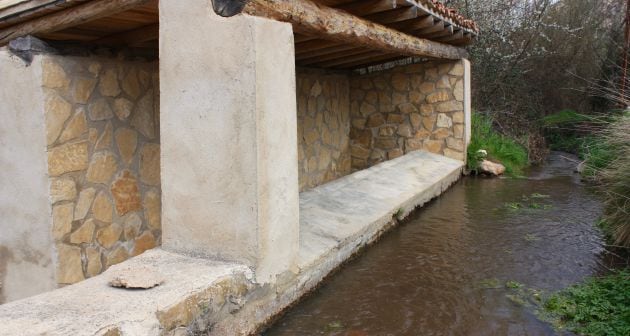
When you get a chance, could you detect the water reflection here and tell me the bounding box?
[265,153,608,336]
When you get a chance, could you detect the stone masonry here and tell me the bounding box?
[43,55,160,285]
[296,68,351,191]
[349,60,467,170]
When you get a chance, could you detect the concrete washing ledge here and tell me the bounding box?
[0,151,463,336]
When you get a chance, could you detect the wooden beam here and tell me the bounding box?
[90,23,158,46]
[299,47,370,65]
[243,0,468,60]
[295,43,357,60]
[334,53,404,69]
[337,0,410,16]
[388,14,433,31]
[0,0,151,46]
[312,50,387,68]
[364,6,418,25]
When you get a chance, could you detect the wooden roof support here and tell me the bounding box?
[336,0,410,16]
[91,23,158,46]
[0,0,150,46]
[243,0,468,60]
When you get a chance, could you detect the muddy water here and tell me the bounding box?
[265,153,613,336]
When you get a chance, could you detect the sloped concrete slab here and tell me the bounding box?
[298,151,463,271]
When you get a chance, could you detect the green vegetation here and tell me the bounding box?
[542,109,590,127]
[542,271,630,336]
[583,114,630,246]
[467,113,529,175]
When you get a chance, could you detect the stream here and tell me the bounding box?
[264,152,619,336]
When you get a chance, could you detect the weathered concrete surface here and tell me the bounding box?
[159,0,299,283]
[0,151,462,335]
[0,49,56,303]
[463,59,472,148]
[0,249,252,335]
[297,151,463,272]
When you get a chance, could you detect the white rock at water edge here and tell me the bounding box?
[478,160,506,176]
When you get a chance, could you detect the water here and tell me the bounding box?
[265,153,615,336]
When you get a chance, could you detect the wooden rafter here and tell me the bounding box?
[0,0,151,46]
[243,0,467,60]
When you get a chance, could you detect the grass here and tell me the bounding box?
[542,270,630,336]
[583,114,630,246]
[467,113,529,175]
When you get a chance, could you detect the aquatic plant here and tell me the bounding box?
[542,270,630,336]
[467,113,529,175]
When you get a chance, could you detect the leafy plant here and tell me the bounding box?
[542,270,630,335]
[467,113,529,175]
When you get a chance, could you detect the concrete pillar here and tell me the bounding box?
[0,50,56,303]
[159,0,299,283]
[463,59,472,147]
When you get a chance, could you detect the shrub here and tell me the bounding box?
[467,113,529,175]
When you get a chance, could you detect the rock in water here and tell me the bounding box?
[109,266,164,289]
[478,159,506,176]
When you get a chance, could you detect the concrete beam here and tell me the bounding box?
[159,0,299,283]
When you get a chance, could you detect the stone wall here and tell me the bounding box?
[296,68,351,191]
[349,60,467,170]
[43,55,160,285]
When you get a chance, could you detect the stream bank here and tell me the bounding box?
[265,152,620,335]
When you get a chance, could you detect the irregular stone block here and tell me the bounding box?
[113,98,133,121]
[115,128,137,165]
[70,219,95,244]
[85,247,102,277]
[436,113,453,128]
[98,68,120,97]
[52,203,74,240]
[423,139,443,153]
[111,170,142,216]
[436,101,462,113]
[366,113,385,128]
[139,144,160,186]
[97,223,123,249]
[122,68,142,99]
[56,244,84,284]
[86,151,118,184]
[74,187,96,220]
[397,103,417,114]
[45,95,72,145]
[391,73,408,91]
[48,141,89,176]
[132,231,157,257]
[58,108,87,143]
[73,77,97,104]
[88,98,114,121]
[131,91,156,139]
[444,148,465,161]
[95,122,113,151]
[426,91,450,104]
[123,213,143,240]
[446,137,465,151]
[42,59,70,89]
[106,246,129,269]
[50,177,77,204]
[92,191,113,223]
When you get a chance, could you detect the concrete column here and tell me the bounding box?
[0,50,56,303]
[159,0,299,283]
[463,59,472,147]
